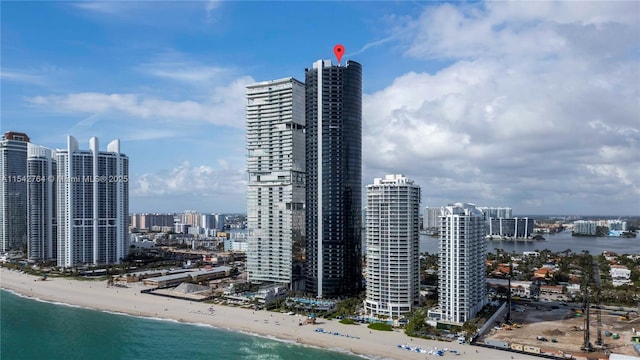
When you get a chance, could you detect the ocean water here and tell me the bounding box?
[0,290,361,360]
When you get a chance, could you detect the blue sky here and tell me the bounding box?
[2,1,639,215]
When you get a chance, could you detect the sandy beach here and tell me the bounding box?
[0,268,538,360]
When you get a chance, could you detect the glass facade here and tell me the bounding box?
[305,60,362,297]
[0,133,29,253]
[246,78,306,289]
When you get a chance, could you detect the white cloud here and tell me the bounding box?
[130,160,246,212]
[27,75,254,128]
[73,2,127,15]
[136,52,235,84]
[363,1,640,214]
[404,1,639,61]
[205,0,221,23]
[142,64,228,83]
[71,1,221,28]
[132,161,244,196]
[347,35,397,57]
[0,70,46,85]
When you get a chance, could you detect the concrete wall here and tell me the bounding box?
[478,302,507,336]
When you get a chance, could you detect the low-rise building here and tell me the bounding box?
[540,285,564,296]
[533,267,554,279]
[510,281,534,298]
[565,283,581,295]
[143,267,232,287]
[610,265,632,287]
[486,278,538,298]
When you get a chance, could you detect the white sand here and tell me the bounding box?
[0,268,538,360]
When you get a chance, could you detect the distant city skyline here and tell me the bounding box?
[2,2,638,215]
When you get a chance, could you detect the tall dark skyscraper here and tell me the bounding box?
[0,131,30,253]
[305,59,362,297]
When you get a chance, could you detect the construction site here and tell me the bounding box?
[481,301,639,359]
[481,259,640,359]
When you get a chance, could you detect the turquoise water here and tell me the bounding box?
[0,290,361,360]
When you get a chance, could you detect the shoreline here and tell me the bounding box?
[1,288,359,360]
[0,268,538,360]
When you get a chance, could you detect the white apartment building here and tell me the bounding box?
[130,213,175,231]
[478,206,513,221]
[607,220,627,231]
[56,136,128,267]
[180,210,202,227]
[423,206,442,231]
[365,175,420,318]
[573,220,597,235]
[439,203,487,324]
[246,77,305,288]
[610,265,631,287]
[27,143,57,261]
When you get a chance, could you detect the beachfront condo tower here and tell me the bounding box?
[27,143,57,261]
[246,78,306,290]
[0,131,30,253]
[55,136,129,267]
[365,174,421,318]
[439,203,487,324]
[305,59,363,297]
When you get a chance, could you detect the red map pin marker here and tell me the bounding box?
[334,44,344,64]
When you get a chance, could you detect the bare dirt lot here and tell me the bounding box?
[481,301,640,359]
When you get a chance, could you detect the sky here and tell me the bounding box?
[1,1,639,216]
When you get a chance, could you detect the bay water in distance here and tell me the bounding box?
[420,230,639,255]
[0,290,361,360]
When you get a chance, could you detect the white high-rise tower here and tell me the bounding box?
[246,78,306,289]
[365,174,420,318]
[27,143,57,261]
[423,206,443,232]
[56,136,128,267]
[439,203,486,324]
